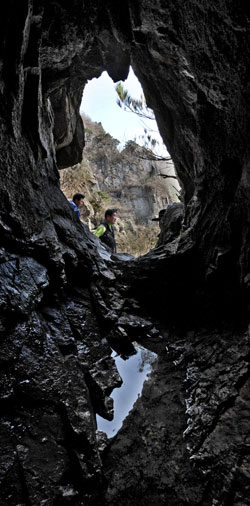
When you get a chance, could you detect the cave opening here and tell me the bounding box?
[60,66,179,257]
[80,67,168,155]
[58,67,181,440]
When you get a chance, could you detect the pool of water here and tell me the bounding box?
[96,343,157,438]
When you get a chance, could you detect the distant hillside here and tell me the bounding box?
[60,115,179,256]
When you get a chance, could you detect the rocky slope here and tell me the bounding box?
[1,2,250,506]
[60,115,179,255]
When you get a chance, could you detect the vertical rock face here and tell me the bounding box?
[60,116,178,254]
[1,1,250,505]
[76,121,177,224]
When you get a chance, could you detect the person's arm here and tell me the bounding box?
[93,224,106,238]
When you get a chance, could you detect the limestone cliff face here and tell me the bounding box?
[1,2,250,505]
[61,116,178,254]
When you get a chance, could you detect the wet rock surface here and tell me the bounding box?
[1,1,250,505]
[103,331,250,505]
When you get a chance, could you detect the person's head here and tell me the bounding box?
[158,209,166,222]
[73,193,85,208]
[152,209,166,222]
[105,209,118,224]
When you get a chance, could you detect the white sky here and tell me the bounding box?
[80,67,168,155]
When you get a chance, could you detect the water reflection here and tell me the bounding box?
[96,343,157,438]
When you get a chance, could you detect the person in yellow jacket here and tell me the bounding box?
[93,209,118,253]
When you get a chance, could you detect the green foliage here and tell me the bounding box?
[89,190,111,218]
[115,82,163,155]
[96,190,109,199]
[112,137,121,146]
[89,195,102,214]
[115,82,154,120]
[115,82,174,164]
[125,139,136,149]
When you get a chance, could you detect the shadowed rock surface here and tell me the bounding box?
[1,1,250,505]
[156,202,184,247]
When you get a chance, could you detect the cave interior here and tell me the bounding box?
[1,1,250,505]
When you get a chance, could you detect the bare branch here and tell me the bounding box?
[159,173,177,180]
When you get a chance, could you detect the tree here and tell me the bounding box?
[115,82,174,169]
[115,82,155,121]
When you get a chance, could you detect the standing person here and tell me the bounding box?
[152,209,166,228]
[93,209,117,253]
[152,209,166,246]
[68,193,85,220]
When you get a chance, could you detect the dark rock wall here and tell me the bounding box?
[1,1,250,505]
[103,329,250,506]
[130,1,250,288]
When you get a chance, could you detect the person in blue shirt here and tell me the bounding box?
[68,193,85,220]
